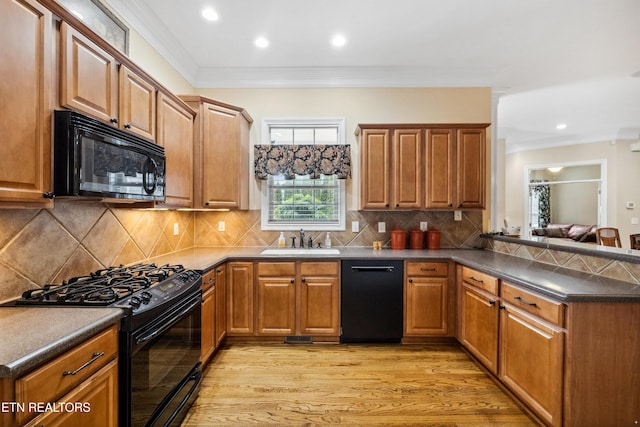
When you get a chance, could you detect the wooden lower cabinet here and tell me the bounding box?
[229,261,340,339]
[499,303,564,427]
[200,269,216,365]
[256,262,297,335]
[24,359,118,427]
[214,265,227,347]
[459,282,499,374]
[227,262,254,335]
[298,262,340,336]
[404,262,451,336]
[3,325,119,427]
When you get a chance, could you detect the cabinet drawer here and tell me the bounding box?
[300,261,339,276]
[461,266,499,295]
[201,270,216,291]
[501,282,565,327]
[406,262,448,277]
[15,324,118,415]
[257,262,296,276]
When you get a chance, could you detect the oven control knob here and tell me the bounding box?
[140,291,152,304]
[130,296,142,309]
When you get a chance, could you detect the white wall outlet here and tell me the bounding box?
[632,217,639,225]
[352,221,359,233]
[419,221,428,231]
[626,201,636,209]
[454,210,462,221]
[173,223,179,236]
[378,222,386,233]
[218,221,225,232]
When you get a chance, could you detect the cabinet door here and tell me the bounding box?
[299,276,339,335]
[459,283,499,374]
[156,92,194,207]
[360,129,390,209]
[456,128,485,209]
[214,265,227,347]
[404,276,448,336]
[392,129,422,208]
[424,129,455,208]
[60,22,118,124]
[119,65,156,140]
[500,304,564,427]
[0,0,53,206]
[200,285,215,365]
[25,359,118,427]
[227,262,254,334]
[201,103,242,209]
[257,277,296,335]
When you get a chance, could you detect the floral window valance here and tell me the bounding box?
[254,144,351,180]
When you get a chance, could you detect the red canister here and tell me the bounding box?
[391,228,407,250]
[409,229,424,249]
[426,227,441,249]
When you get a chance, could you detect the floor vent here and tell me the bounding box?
[284,336,313,344]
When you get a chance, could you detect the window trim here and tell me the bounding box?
[260,118,346,231]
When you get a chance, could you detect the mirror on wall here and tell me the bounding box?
[524,162,604,237]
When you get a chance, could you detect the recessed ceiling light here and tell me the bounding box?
[556,123,567,130]
[201,8,219,21]
[331,34,346,47]
[255,37,269,48]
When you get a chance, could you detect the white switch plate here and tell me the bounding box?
[454,210,462,221]
[218,221,225,232]
[378,222,386,233]
[419,221,428,231]
[352,221,359,233]
[632,217,639,225]
[173,223,179,236]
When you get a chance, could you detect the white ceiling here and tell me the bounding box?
[105,0,640,151]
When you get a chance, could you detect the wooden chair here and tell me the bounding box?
[630,234,640,250]
[596,227,621,248]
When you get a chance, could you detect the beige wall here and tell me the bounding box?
[503,139,640,247]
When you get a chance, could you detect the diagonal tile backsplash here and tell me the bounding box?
[0,203,482,302]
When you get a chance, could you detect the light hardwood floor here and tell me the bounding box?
[182,343,538,426]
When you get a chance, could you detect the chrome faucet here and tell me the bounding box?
[299,229,305,248]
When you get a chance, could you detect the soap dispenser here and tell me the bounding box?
[278,232,286,247]
[324,232,332,248]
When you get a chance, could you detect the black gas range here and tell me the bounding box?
[14,263,203,427]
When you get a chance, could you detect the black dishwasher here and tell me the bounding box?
[341,260,404,343]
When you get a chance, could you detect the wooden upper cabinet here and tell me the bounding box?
[359,128,390,209]
[60,23,157,141]
[60,22,118,124]
[119,65,157,140]
[181,96,252,209]
[425,126,487,209]
[456,128,486,209]
[0,0,53,207]
[424,129,455,208]
[156,92,195,207]
[392,129,422,209]
[358,124,487,211]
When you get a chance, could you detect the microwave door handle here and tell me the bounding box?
[142,157,158,194]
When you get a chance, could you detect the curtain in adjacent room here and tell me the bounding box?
[530,180,551,227]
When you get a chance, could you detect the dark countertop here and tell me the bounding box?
[151,246,640,303]
[0,307,123,378]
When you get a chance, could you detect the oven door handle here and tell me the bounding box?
[146,366,203,427]
[135,297,201,345]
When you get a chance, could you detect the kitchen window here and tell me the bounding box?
[260,119,347,231]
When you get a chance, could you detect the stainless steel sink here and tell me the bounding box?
[260,248,340,256]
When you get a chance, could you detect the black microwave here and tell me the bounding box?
[53,110,166,202]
